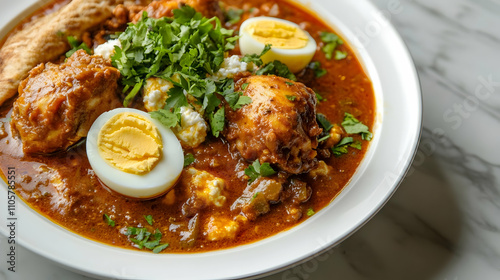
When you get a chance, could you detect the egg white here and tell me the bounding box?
[86,108,184,199]
[239,17,317,73]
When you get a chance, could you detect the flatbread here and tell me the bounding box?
[0,0,123,106]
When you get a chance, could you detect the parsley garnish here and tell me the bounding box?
[320,31,344,60]
[184,153,195,167]
[341,113,373,140]
[286,95,297,101]
[306,208,315,216]
[103,214,115,227]
[308,61,327,78]
[256,60,296,81]
[144,215,154,226]
[65,36,91,57]
[244,160,277,184]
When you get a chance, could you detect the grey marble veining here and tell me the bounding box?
[1,0,500,279]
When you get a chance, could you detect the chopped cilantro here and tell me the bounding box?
[125,227,168,253]
[341,113,373,140]
[256,60,296,81]
[153,243,169,254]
[103,214,115,227]
[184,153,195,167]
[315,91,325,102]
[244,160,277,184]
[308,61,327,78]
[144,215,154,226]
[318,134,331,143]
[241,44,271,67]
[209,107,225,137]
[285,81,294,86]
[319,31,344,60]
[150,108,181,128]
[233,95,252,109]
[111,5,236,116]
[335,50,348,60]
[331,137,362,157]
[306,208,315,216]
[252,192,260,200]
[241,83,249,90]
[224,8,244,25]
[65,36,92,58]
[316,113,333,132]
[286,95,297,101]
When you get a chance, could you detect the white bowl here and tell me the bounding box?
[0,0,422,279]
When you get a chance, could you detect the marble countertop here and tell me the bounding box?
[1,0,500,279]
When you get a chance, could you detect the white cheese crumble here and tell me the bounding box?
[186,168,226,207]
[94,39,121,60]
[173,106,208,148]
[211,55,253,80]
[205,216,239,241]
[142,77,173,112]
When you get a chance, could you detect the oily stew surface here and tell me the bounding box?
[0,0,375,253]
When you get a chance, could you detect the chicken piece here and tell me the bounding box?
[0,0,122,106]
[11,50,121,154]
[132,0,224,22]
[225,75,322,174]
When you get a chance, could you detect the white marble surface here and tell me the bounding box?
[1,0,500,279]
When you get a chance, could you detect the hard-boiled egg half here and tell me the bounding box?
[239,17,317,73]
[86,108,183,199]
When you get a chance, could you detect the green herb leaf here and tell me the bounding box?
[125,227,167,253]
[331,137,363,157]
[335,50,348,60]
[241,83,249,90]
[318,134,331,142]
[285,81,294,86]
[241,44,271,67]
[306,208,315,216]
[308,61,327,78]
[286,95,297,101]
[233,95,252,109]
[244,160,276,184]
[319,31,343,60]
[144,215,154,226]
[225,8,244,25]
[184,153,195,167]
[315,91,325,102]
[103,214,115,227]
[316,113,333,132]
[256,60,296,81]
[150,109,180,128]
[153,243,169,254]
[209,107,225,137]
[65,36,92,58]
[341,113,373,140]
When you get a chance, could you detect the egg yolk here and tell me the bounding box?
[98,112,163,175]
[245,20,309,49]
